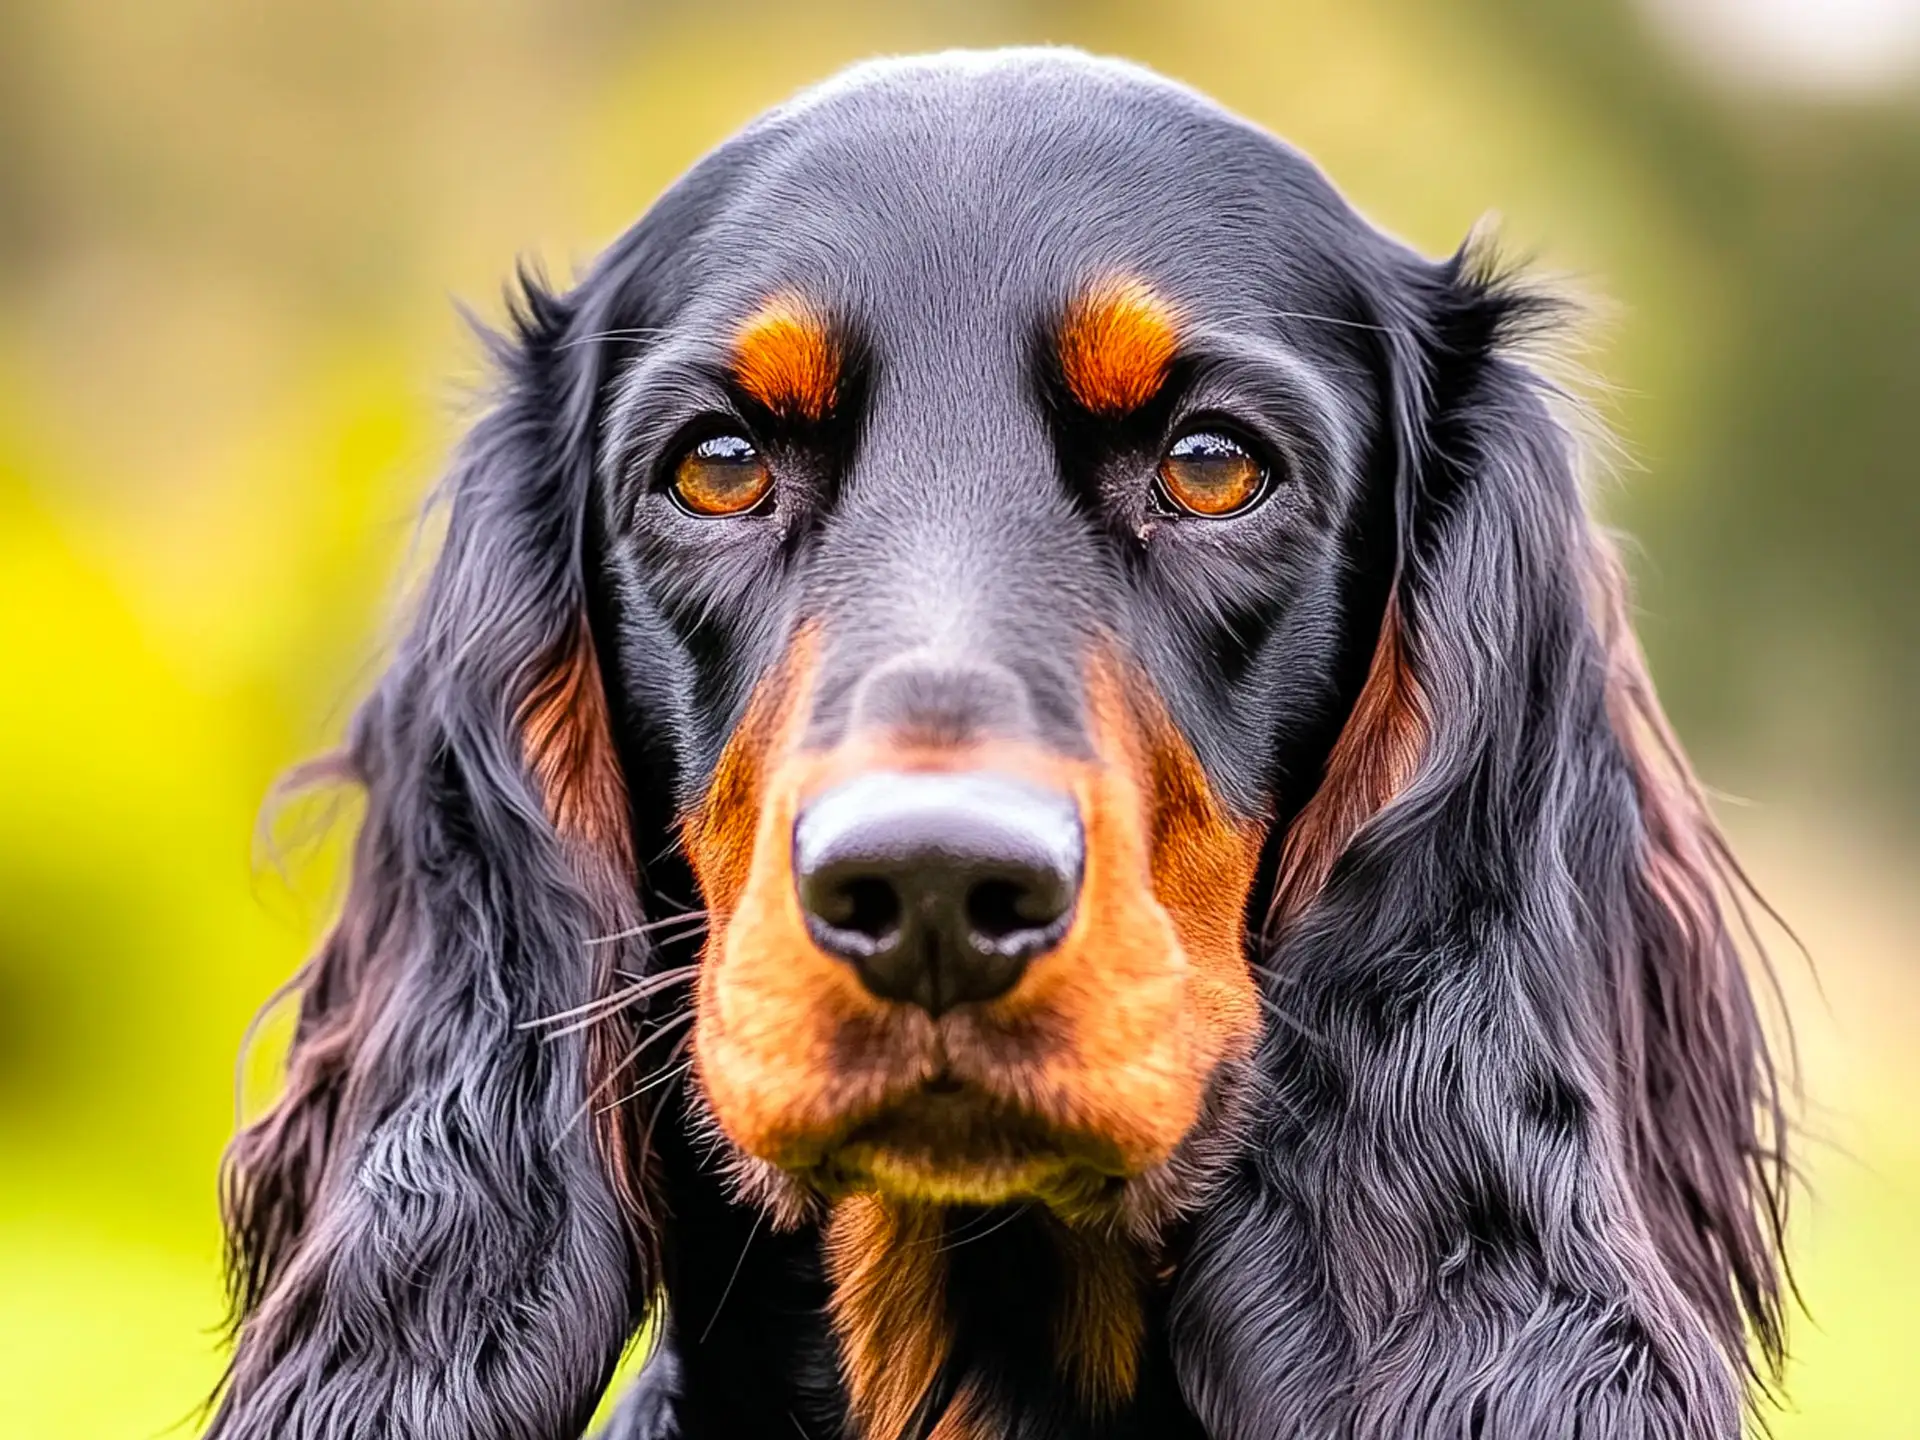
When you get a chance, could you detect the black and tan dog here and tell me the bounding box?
[212,50,1789,1440]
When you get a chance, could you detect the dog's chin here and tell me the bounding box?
[708,1061,1261,1241]
[810,1088,1130,1213]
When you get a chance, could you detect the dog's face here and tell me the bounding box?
[593,56,1391,1231]
[216,52,1787,1438]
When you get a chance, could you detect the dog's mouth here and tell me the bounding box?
[805,1079,1129,1212]
[706,986,1175,1226]
[692,928,1264,1238]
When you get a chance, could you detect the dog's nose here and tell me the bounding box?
[793,772,1083,1014]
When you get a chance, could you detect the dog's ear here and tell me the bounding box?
[1586,534,1791,1372]
[1174,244,1788,1438]
[211,270,662,1438]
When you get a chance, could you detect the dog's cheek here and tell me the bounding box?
[679,629,819,926]
[682,629,852,1163]
[1132,680,1266,1065]
[1093,656,1263,1070]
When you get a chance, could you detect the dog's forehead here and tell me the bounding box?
[669,51,1362,341]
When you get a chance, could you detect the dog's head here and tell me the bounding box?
[637,60,1395,1231]
[213,51,1787,1440]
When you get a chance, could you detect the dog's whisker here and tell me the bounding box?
[575,960,697,1003]
[1260,307,1402,335]
[518,964,698,1032]
[1202,304,1406,337]
[601,1053,694,1113]
[901,1202,1015,1249]
[535,988,690,1041]
[599,1011,697,1085]
[1245,967,1335,1048]
[585,912,711,947]
[697,1209,765,1346]
[634,1051,689,1159]
[597,1018,698,1099]
[550,1012,698,1149]
[1252,996,1333,1049]
[933,1201,1033,1255]
[556,325,676,349]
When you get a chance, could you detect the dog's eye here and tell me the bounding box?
[1156,429,1267,517]
[672,433,773,516]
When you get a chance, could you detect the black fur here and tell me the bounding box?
[213,50,1787,1440]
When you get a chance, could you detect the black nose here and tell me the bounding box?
[793,771,1083,1014]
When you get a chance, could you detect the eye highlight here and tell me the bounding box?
[672,433,773,517]
[1156,429,1268,518]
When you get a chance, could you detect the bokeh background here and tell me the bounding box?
[1,0,1916,1434]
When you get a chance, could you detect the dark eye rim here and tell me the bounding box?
[1152,419,1277,519]
[663,423,776,518]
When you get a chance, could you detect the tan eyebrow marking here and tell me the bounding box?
[1058,276,1180,417]
[731,294,839,421]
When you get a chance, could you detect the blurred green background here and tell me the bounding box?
[1,1,1916,1435]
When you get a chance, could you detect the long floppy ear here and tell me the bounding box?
[1172,247,1788,1439]
[210,272,661,1438]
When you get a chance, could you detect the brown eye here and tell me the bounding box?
[672,433,773,516]
[1156,429,1268,517]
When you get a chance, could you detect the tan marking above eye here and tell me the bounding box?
[1059,276,1180,417]
[1156,429,1267,517]
[733,294,839,420]
[673,433,773,516]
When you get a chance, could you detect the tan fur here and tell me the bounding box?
[926,1388,992,1440]
[1268,595,1428,926]
[1053,1224,1147,1412]
[824,1196,954,1440]
[825,1195,1147,1437]
[1059,276,1180,417]
[732,294,840,421]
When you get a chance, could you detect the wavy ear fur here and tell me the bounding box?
[212,273,659,1438]
[1173,245,1788,1439]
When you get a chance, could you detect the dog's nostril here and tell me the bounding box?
[964,876,1069,952]
[821,876,902,949]
[965,878,1027,942]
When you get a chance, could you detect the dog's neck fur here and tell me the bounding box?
[655,1096,1207,1439]
[823,1196,1154,1439]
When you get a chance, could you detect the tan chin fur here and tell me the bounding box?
[1053,1224,1148,1413]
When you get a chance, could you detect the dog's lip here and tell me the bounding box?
[846,1080,1057,1148]
[789,1077,1132,1198]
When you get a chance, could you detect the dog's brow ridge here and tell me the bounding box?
[1058,276,1180,417]
[731,294,840,421]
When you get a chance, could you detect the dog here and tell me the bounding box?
[210,49,1789,1440]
